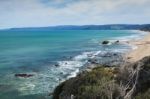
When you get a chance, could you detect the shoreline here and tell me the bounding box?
[125,31,150,63]
[55,30,149,84]
[52,30,150,99]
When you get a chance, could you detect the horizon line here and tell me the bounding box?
[1,23,150,30]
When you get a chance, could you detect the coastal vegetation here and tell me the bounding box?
[53,56,150,99]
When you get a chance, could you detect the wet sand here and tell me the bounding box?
[126,31,150,63]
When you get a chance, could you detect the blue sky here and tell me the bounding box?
[0,0,150,29]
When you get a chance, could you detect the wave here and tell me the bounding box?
[112,30,147,42]
[56,48,128,80]
[56,50,103,79]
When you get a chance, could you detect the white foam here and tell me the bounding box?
[90,39,100,43]
[130,44,138,50]
[112,30,148,42]
[58,61,83,68]
[131,30,148,35]
[73,52,92,61]
[74,51,102,60]
[56,50,103,79]
[67,69,79,78]
[113,35,140,42]
[18,82,36,95]
[112,48,129,53]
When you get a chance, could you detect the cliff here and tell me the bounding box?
[52,56,150,99]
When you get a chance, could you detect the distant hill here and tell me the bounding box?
[140,24,150,31]
[1,24,150,31]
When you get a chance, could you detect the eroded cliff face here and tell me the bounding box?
[117,56,150,99]
[52,56,150,99]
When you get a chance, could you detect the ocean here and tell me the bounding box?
[0,30,146,99]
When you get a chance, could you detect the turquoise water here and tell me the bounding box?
[0,30,146,99]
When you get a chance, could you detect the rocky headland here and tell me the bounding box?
[52,30,150,99]
[52,56,150,99]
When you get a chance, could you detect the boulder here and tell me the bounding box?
[102,40,109,44]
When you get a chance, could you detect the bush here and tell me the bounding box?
[53,66,122,99]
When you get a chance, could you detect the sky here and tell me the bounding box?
[0,0,150,29]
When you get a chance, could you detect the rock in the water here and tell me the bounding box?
[49,92,53,96]
[113,53,117,56]
[115,40,119,43]
[55,64,60,67]
[102,40,109,44]
[88,59,98,64]
[15,74,34,78]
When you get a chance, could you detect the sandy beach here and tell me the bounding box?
[126,31,150,63]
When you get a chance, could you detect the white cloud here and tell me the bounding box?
[0,0,150,29]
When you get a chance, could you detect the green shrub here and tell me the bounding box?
[53,66,122,99]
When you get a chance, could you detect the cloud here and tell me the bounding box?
[0,0,150,29]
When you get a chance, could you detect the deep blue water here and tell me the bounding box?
[0,30,146,99]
